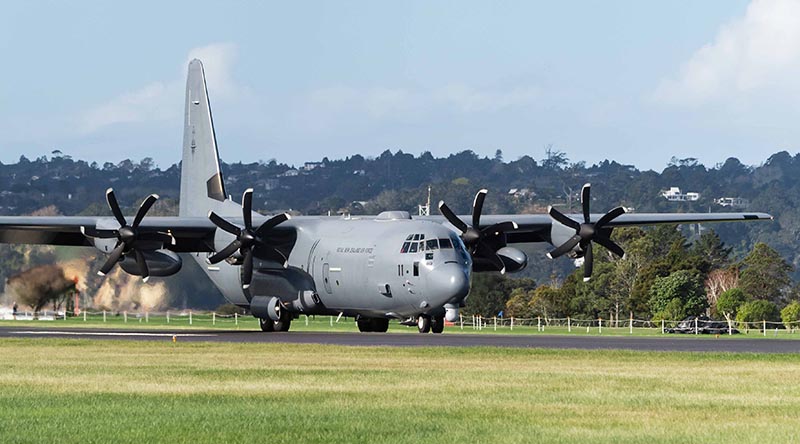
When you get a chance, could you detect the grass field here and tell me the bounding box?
[1,339,799,443]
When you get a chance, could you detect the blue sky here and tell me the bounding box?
[4,0,799,170]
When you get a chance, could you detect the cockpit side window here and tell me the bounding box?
[426,239,439,250]
[438,238,453,249]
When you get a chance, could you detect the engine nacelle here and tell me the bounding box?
[550,219,583,257]
[119,249,182,277]
[496,246,528,273]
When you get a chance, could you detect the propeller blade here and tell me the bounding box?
[207,240,242,264]
[581,183,591,223]
[132,194,159,228]
[135,249,150,282]
[242,188,253,230]
[595,206,626,229]
[208,211,242,236]
[81,226,118,239]
[255,213,290,237]
[472,189,487,229]
[594,235,625,258]
[548,207,581,230]
[438,201,469,233]
[547,234,582,259]
[105,188,127,227]
[583,243,593,281]
[98,243,125,276]
[476,242,506,274]
[481,221,518,236]
[242,249,253,289]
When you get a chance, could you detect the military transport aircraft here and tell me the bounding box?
[0,60,772,334]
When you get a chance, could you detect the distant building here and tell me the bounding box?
[714,197,749,208]
[302,162,325,171]
[280,169,299,177]
[661,187,700,202]
[508,188,535,199]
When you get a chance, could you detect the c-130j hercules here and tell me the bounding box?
[0,60,771,333]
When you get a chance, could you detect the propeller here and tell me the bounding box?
[438,189,518,274]
[207,188,291,289]
[81,188,173,282]
[547,183,626,281]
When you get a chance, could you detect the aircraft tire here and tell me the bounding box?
[357,318,373,332]
[431,316,445,334]
[273,311,292,332]
[372,318,389,333]
[417,315,431,333]
[259,317,275,332]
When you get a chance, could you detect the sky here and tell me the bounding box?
[3,0,800,171]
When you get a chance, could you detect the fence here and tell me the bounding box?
[3,309,800,337]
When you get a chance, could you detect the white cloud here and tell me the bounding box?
[652,0,800,107]
[434,84,540,112]
[80,43,238,133]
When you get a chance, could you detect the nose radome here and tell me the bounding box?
[426,263,470,305]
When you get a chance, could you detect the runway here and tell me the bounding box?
[1,326,799,353]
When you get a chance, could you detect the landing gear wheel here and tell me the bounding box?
[357,317,390,333]
[273,309,292,332]
[259,317,275,332]
[431,316,445,334]
[417,315,431,333]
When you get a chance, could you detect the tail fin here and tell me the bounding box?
[179,59,227,217]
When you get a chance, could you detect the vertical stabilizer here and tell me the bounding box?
[179,59,226,217]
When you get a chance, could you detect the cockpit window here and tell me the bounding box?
[406,235,414,241]
[401,242,411,253]
[409,242,418,253]
[426,239,439,250]
[438,238,453,249]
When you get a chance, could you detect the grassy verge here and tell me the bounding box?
[1,339,799,443]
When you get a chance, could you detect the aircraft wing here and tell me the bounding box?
[0,216,218,252]
[420,211,773,244]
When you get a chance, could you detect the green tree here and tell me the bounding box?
[716,288,749,324]
[505,288,534,318]
[690,230,732,270]
[780,301,800,330]
[736,300,780,329]
[739,243,793,304]
[648,270,706,319]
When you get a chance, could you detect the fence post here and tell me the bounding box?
[103,310,106,323]
[460,314,463,330]
[166,311,170,323]
[728,319,732,336]
[568,317,571,333]
[124,311,127,323]
[763,320,766,337]
[212,312,216,325]
[694,317,698,335]
[235,312,238,325]
[494,316,497,331]
[629,312,633,334]
[537,316,541,332]
[145,311,149,323]
[661,319,664,334]
[510,316,514,331]
[83,311,87,322]
[189,310,192,325]
[599,318,602,334]
[305,315,309,326]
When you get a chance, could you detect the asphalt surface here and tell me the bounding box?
[1,326,799,353]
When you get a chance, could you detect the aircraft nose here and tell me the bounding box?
[426,263,470,304]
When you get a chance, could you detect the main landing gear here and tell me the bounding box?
[259,307,292,332]
[417,315,444,334]
[357,317,389,333]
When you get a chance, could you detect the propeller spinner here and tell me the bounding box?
[207,188,291,289]
[547,183,626,281]
[438,189,518,274]
[81,188,173,282]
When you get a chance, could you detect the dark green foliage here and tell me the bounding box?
[648,270,707,320]
[780,301,800,328]
[736,300,780,326]
[716,288,749,322]
[739,243,793,304]
[465,274,535,317]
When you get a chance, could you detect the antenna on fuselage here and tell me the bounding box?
[418,185,431,216]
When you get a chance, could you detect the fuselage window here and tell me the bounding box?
[401,242,411,253]
[409,242,418,253]
[426,239,439,250]
[439,238,453,249]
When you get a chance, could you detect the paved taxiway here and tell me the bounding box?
[1,326,799,353]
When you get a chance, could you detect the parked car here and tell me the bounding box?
[665,316,739,334]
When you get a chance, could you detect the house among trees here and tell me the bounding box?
[714,197,749,208]
[661,187,700,202]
